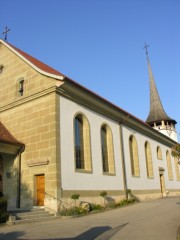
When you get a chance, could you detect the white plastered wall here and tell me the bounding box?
[59,95,180,196]
[122,126,180,192]
[59,96,124,191]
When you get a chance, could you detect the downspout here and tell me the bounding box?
[17,145,25,208]
[119,122,128,199]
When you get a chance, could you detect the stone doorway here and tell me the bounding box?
[36,174,45,206]
[159,168,166,197]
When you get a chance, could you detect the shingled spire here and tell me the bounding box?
[144,44,177,141]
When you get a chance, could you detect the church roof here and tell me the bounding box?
[0,121,24,148]
[145,53,176,124]
[0,39,64,80]
[0,40,177,145]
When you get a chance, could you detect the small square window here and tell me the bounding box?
[19,79,24,96]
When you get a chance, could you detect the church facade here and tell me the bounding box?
[0,39,179,213]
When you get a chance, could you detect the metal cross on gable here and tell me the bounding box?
[143,42,149,56]
[2,27,10,42]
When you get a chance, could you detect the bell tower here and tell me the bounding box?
[144,44,178,142]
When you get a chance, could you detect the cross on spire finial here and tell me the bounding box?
[143,42,149,56]
[2,27,10,42]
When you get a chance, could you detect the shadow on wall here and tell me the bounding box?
[0,224,128,240]
[4,164,33,209]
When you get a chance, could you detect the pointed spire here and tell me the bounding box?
[144,44,176,125]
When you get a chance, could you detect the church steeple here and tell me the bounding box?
[144,44,178,142]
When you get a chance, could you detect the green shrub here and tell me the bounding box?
[100,191,107,206]
[0,212,9,223]
[116,198,135,207]
[90,203,104,211]
[0,197,8,223]
[59,197,136,217]
[71,194,80,206]
[71,194,80,200]
[100,191,107,198]
[0,197,7,212]
[60,206,88,216]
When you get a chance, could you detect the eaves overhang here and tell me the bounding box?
[147,118,177,125]
[0,141,25,155]
[57,78,177,148]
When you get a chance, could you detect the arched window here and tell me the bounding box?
[101,124,115,174]
[145,141,154,178]
[74,114,92,171]
[157,146,162,160]
[166,150,173,180]
[129,135,140,176]
[17,78,24,97]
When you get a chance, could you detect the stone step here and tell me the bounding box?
[16,212,54,220]
[7,207,58,225]
[8,215,58,225]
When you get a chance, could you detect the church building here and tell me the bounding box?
[0,39,179,213]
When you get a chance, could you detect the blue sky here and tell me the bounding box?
[1,0,180,140]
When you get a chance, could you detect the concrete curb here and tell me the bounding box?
[177,226,180,240]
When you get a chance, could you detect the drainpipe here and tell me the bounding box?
[17,145,25,208]
[119,123,128,199]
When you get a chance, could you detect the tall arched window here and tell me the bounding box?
[74,114,92,171]
[101,124,115,174]
[129,135,140,176]
[166,150,173,180]
[157,146,162,160]
[145,141,154,178]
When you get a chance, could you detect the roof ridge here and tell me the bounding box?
[0,39,64,79]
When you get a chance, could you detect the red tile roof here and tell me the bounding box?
[0,40,175,144]
[0,121,24,147]
[3,41,147,128]
[6,42,64,78]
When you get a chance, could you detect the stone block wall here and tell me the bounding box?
[0,43,61,210]
[0,43,57,107]
[1,92,60,210]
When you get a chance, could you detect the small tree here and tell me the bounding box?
[100,191,107,206]
[171,144,180,164]
[71,194,80,206]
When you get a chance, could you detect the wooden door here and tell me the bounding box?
[36,175,45,206]
[160,174,166,197]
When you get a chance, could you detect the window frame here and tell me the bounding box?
[166,150,173,180]
[74,113,92,173]
[19,79,24,96]
[100,123,115,175]
[157,146,163,160]
[129,135,140,177]
[144,141,154,178]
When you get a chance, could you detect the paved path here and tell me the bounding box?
[0,197,180,240]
